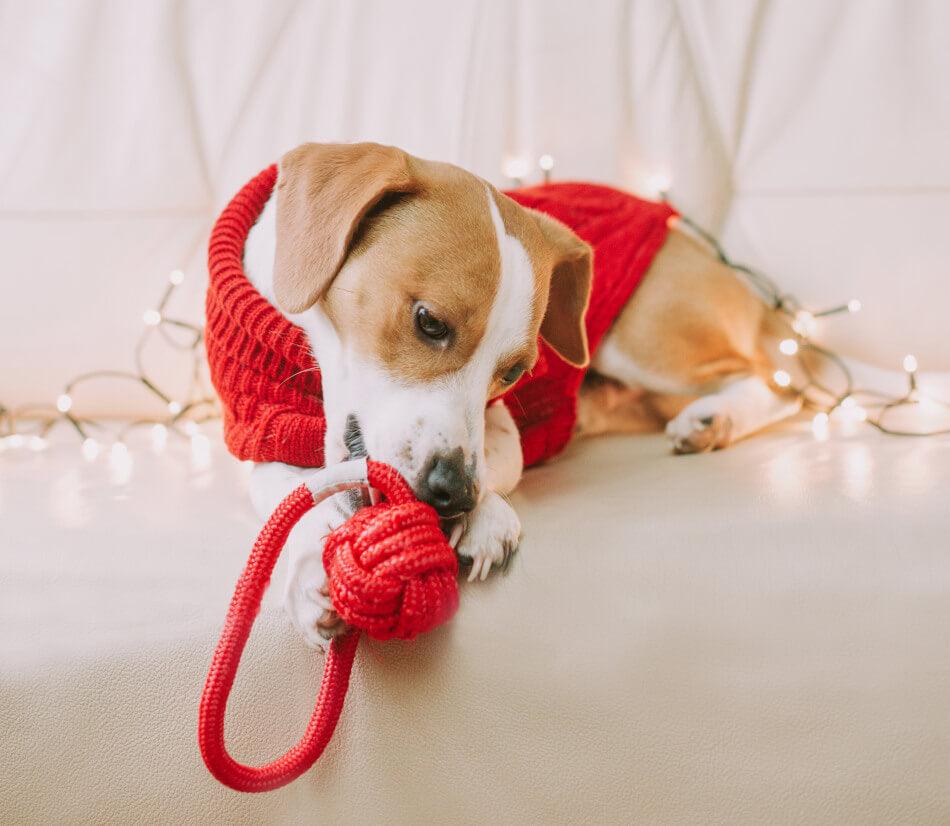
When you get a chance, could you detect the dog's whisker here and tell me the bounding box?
[278,366,321,387]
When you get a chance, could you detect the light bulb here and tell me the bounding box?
[56,393,73,413]
[812,412,830,440]
[502,156,531,180]
[150,423,168,453]
[6,434,26,449]
[538,154,554,171]
[772,370,792,388]
[28,435,48,452]
[903,354,918,374]
[167,400,183,416]
[169,269,185,285]
[792,311,817,338]
[81,438,100,461]
[645,172,671,198]
[848,299,862,313]
[183,421,199,436]
[835,396,867,424]
[143,309,162,326]
[109,440,133,484]
[190,432,212,471]
[779,338,799,356]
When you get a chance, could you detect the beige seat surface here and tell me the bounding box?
[2,422,948,824]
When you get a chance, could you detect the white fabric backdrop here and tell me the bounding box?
[2,0,948,416]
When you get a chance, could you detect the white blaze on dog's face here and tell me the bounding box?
[273,143,591,515]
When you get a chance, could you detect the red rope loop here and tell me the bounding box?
[198,460,458,792]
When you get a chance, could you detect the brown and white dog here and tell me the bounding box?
[244,142,801,646]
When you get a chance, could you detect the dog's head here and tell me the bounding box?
[273,142,592,516]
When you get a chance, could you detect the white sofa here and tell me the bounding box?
[2,2,949,823]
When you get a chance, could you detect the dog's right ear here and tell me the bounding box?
[273,142,419,313]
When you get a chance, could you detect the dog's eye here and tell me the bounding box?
[414,304,450,342]
[500,364,525,386]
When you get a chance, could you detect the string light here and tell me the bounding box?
[538,154,555,184]
[81,438,101,462]
[834,396,868,423]
[28,435,48,452]
[0,268,217,458]
[645,172,671,199]
[502,155,531,185]
[772,370,792,388]
[150,423,168,453]
[109,440,133,484]
[671,208,950,439]
[791,310,817,338]
[190,431,212,471]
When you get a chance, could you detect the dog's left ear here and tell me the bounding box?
[533,211,593,368]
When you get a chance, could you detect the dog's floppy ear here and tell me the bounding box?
[273,142,419,313]
[533,211,593,368]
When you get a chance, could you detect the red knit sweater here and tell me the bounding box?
[205,166,674,469]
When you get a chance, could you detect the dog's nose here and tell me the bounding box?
[418,449,477,517]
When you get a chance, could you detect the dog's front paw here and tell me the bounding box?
[666,408,733,454]
[455,491,522,582]
[284,544,350,650]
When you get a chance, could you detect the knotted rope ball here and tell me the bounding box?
[323,463,459,640]
[199,458,459,793]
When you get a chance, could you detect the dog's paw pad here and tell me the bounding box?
[666,411,733,454]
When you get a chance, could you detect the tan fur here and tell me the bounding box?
[575,376,662,436]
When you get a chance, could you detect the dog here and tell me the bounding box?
[233,142,801,646]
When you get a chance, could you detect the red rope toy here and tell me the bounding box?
[198,458,459,792]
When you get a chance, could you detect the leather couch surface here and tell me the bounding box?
[3,424,949,824]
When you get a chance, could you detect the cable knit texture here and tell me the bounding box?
[205,167,675,469]
[323,462,459,641]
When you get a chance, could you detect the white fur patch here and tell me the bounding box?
[243,193,278,303]
[666,375,802,450]
[592,336,698,396]
[479,189,536,373]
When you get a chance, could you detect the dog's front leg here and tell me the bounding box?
[249,462,353,648]
[456,402,524,581]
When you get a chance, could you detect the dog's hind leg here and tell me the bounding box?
[575,374,664,438]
